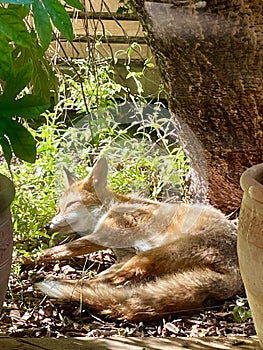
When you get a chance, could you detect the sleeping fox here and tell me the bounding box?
[36,158,242,322]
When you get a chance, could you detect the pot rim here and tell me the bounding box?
[240,163,263,203]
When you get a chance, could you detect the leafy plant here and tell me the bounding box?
[232,298,252,322]
[114,42,156,101]
[0,0,83,166]
[54,99,189,201]
[51,54,188,201]
[7,113,61,256]
[0,62,49,164]
[57,57,124,123]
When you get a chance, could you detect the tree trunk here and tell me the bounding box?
[131,0,263,212]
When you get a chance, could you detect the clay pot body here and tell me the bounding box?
[0,175,15,314]
[238,163,263,346]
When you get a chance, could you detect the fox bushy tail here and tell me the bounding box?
[36,267,240,322]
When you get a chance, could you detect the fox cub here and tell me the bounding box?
[36,158,242,322]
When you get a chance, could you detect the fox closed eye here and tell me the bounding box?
[65,201,79,209]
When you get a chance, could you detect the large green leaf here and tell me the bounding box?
[32,0,52,50]
[0,118,36,163]
[0,95,49,118]
[31,54,58,103]
[11,95,49,117]
[0,7,31,47]
[42,0,73,41]
[0,133,12,166]
[3,61,33,100]
[0,34,13,80]
[64,0,83,11]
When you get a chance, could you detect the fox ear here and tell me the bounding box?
[84,157,108,190]
[93,157,108,188]
[63,167,78,188]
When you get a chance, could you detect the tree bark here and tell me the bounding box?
[130,0,263,212]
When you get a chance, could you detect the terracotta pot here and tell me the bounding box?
[238,163,263,345]
[0,174,15,314]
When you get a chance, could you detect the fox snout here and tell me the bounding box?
[44,210,91,236]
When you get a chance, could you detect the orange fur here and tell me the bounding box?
[37,158,242,322]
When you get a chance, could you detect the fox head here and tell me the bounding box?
[45,158,114,236]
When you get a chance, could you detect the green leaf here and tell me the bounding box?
[0,34,13,80]
[0,118,36,163]
[12,45,32,71]
[7,4,30,18]
[31,55,58,103]
[3,61,33,100]
[12,95,49,117]
[0,134,12,166]
[42,0,73,41]
[0,7,31,47]
[0,95,49,118]
[32,0,52,50]
[116,6,128,14]
[145,62,154,68]
[64,0,83,11]
[11,40,58,103]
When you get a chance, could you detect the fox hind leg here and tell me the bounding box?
[96,244,173,285]
[96,232,240,287]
